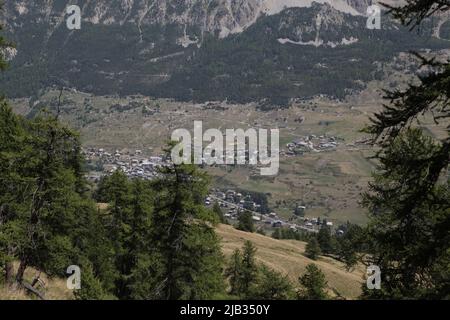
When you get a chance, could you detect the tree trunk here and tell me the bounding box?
[5,261,14,286]
[15,260,27,284]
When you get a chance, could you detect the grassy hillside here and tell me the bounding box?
[0,263,73,300]
[217,224,365,299]
[1,224,363,300]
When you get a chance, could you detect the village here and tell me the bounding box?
[284,134,341,156]
[82,147,168,182]
[82,147,336,235]
[206,189,334,235]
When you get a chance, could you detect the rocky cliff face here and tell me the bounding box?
[2,0,385,38]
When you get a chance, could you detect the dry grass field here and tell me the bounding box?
[217,224,365,299]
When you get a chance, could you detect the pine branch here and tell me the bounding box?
[382,0,450,29]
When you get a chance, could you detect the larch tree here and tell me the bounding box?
[297,264,329,300]
[363,0,450,299]
[148,156,225,300]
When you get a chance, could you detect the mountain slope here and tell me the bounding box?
[152,4,448,104]
[0,1,447,103]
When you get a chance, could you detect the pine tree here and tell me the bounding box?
[96,173,158,299]
[177,224,226,299]
[317,225,333,254]
[335,223,364,272]
[212,201,225,223]
[237,211,255,232]
[74,262,112,300]
[225,249,244,296]
[12,114,93,283]
[127,178,154,280]
[305,237,321,260]
[240,241,258,298]
[362,129,450,298]
[225,241,259,299]
[0,20,22,286]
[127,251,164,300]
[384,0,450,29]
[250,265,295,300]
[0,106,112,294]
[297,264,329,300]
[110,177,155,299]
[338,239,358,272]
[72,199,116,296]
[0,102,25,285]
[96,170,132,297]
[362,0,450,299]
[149,157,224,300]
[272,228,282,239]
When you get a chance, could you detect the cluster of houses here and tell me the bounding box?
[284,134,340,155]
[207,190,329,233]
[208,190,264,217]
[83,149,336,235]
[303,217,333,228]
[269,215,333,234]
[83,147,168,180]
[271,215,332,233]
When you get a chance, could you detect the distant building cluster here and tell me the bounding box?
[82,147,168,181]
[207,189,323,233]
[84,149,333,235]
[284,134,340,155]
[208,189,263,218]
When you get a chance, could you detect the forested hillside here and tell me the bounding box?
[1,2,448,105]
